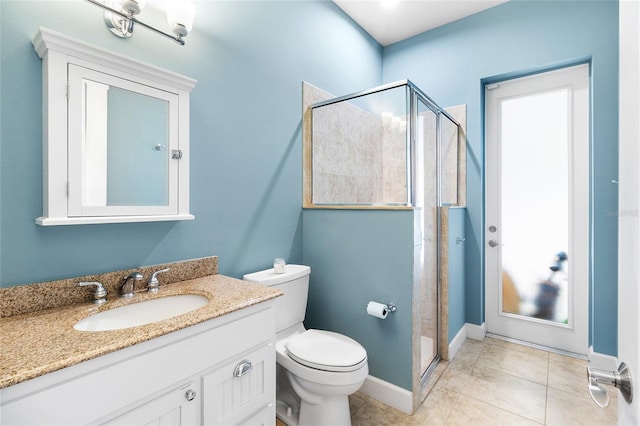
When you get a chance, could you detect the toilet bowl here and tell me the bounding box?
[274,325,368,426]
[243,265,368,426]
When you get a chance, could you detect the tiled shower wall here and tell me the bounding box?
[382,119,408,203]
[310,88,408,205]
[308,87,460,207]
[312,105,384,204]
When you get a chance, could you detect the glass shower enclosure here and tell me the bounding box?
[308,80,460,388]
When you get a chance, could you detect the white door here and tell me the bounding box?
[616,1,639,422]
[485,64,589,354]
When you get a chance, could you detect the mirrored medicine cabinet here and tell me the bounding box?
[32,27,197,225]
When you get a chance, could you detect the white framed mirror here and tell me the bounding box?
[32,27,196,225]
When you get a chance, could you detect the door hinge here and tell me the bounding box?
[66,82,70,99]
[66,181,70,196]
[171,149,183,160]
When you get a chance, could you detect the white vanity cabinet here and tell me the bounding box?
[0,300,276,426]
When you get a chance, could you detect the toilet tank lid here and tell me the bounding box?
[243,264,310,286]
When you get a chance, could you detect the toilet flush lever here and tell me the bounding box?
[587,362,633,408]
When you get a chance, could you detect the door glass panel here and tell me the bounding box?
[500,89,569,324]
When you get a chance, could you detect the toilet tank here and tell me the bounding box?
[243,264,310,333]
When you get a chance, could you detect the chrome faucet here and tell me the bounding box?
[120,271,143,298]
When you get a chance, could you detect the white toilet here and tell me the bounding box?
[243,264,368,426]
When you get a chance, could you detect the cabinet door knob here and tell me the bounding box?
[233,360,253,377]
[184,389,197,401]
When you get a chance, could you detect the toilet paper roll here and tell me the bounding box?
[367,301,388,319]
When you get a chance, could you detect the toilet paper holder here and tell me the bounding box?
[366,302,397,313]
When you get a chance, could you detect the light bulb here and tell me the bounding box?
[166,0,195,38]
[120,0,146,15]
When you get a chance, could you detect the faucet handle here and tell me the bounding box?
[147,267,171,293]
[78,281,108,305]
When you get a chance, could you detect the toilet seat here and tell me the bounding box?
[286,329,367,372]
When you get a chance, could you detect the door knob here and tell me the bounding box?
[587,362,633,408]
[488,239,501,247]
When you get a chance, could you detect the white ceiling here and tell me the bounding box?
[333,0,508,46]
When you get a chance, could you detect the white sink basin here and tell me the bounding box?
[74,294,209,331]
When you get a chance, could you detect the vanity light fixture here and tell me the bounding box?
[85,0,195,46]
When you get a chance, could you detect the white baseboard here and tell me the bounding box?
[465,322,487,341]
[448,325,467,360]
[588,346,618,370]
[359,375,413,415]
[358,323,493,415]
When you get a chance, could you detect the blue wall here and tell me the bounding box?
[448,208,466,343]
[0,0,382,287]
[382,0,619,355]
[302,209,415,391]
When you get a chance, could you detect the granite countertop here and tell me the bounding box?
[0,274,281,389]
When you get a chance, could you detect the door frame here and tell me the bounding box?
[483,63,590,355]
[617,0,639,422]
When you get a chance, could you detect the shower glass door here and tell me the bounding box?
[417,98,439,378]
[416,95,458,380]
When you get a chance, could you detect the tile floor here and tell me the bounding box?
[347,337,617,426]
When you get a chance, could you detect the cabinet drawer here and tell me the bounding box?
[203,344,275,426]
[99,380,200,425]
